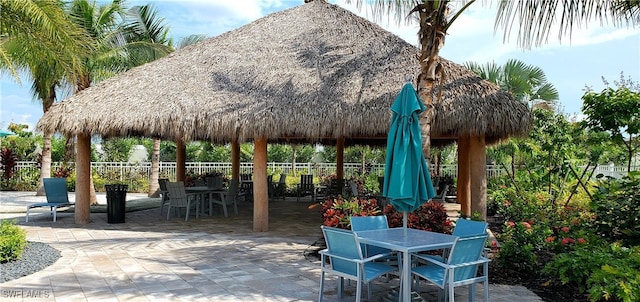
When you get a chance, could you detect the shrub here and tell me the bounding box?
[383,202,452,234]
[544,243,640,302]
[496,220,551,273]
[319,196,381,229]
[492,187,554,223]
[1,148,18,190]
[0,220,27,263]
[587,244,640,302]
[590,172,640,246]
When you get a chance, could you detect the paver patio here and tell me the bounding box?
[0,192,543,301]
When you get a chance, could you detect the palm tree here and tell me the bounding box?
[65,1,189,203]
[146,32,206,198]
[1,0,92,196]
[0,0,88,79]
[495,0,640,49]
[68,1,205,199]
[464,59,559,108]
[121,4,173,198]
[345,0,475,159]
[121,4,206,197]
[466,59,559,179]
[345,0,640,158]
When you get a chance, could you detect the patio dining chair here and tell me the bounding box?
[26,178,73,222]
[206,176,224,190]
[273,174,287,200]
[319,226,396,302]
[350,216,396,260]
[421,219,489,263]
[210,179,240,217]
[296,174,314,202]
[158,178,170,216]
[411,234,490,302]
[431,184,450,203]
[165,181,200,221]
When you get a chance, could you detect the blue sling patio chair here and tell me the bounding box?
[26,178,73,222]
[319,226,396,302]
[419,219,489,267]
[350,215,397,260]
[411,234,491,302]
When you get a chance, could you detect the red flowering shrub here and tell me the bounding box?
[319,196,381,229]
[383,202,452,234]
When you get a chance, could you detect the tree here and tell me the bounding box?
[495,0,640,49]
[464,59,559,107]
[268,144,293,163]
[582,75,640,172]
[346,0,639,219]
[346,0,640,153]
[67,1,184,201]
[1,0,91,196]
[0,0,88,80]
[345,0,475,159]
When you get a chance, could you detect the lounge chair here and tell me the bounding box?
[26,178,73,222]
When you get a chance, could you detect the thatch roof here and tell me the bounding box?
[37,0,531,146]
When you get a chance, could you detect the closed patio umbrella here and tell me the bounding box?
[383,81,436,228]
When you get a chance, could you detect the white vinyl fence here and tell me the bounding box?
[11,161,634,184]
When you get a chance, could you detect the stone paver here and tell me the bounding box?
[0,191,543,301]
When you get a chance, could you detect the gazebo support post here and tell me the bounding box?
[457,135,471,216]
[470,135,487,220]
[75,133,91,224]
[336,137,345,184]
[253,137,269,232]
[231,140,240,181]
[176,139,186,181]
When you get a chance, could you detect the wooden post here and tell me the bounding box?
[336,137,344,181]
[231,139,240,181]
[457,135,471,216]
[75,133,91,224]
[176,138,186,181]
[253,137,269,232]
[469,135,487,220]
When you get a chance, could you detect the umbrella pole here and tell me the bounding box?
[403,212,407,228]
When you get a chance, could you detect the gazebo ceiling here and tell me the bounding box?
[37,0,531,146]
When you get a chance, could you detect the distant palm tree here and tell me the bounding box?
[464,59,559,108]
[466,59,559,181]
[120,3,206,197]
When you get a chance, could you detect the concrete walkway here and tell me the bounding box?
[0,191,543,302]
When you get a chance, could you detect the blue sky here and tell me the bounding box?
[1,0,638,132]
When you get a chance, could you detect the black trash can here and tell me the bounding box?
[106,184,128,223]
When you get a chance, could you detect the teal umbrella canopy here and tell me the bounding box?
[383,83,436,214]
[0,129,16,137]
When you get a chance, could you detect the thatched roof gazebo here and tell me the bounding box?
[38,0,531,229]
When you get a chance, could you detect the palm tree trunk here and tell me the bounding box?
[76,75,99,205]
[148,138,161,197]
[35,132,52,196]
[292,146,297,177]
[36,84,56,196]
[416,1,449,161]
